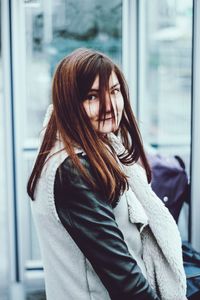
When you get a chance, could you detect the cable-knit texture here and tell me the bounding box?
[108,132,187,300]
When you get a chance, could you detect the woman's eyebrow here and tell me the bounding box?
[89,83,120,92]
[89,88,99,92]
[110,83,120,89]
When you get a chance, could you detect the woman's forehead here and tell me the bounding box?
[90,71,119,90]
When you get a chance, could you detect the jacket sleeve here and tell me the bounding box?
[54,154,160,300]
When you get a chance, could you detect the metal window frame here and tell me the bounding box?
[1,0,16,285]
[190,0,200,251]
[10,0,29,285]
[10,0,45,293]
[2,0,26,298]
[122,0,138,115]
[2,0,43,297]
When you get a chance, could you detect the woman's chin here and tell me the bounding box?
[93,118,120,134]
[97,125,119,134]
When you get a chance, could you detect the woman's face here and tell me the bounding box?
[83,71,124,134]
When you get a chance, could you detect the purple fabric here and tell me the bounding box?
[147,154,189,223]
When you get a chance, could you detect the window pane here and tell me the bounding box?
[139,0,193,174]
[25,0,122,141]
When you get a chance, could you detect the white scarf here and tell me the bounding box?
[42,105,187,300]
[108,133,187,300]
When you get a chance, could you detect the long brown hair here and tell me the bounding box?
[27,48,151,202]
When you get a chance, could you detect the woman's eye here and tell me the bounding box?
[87,94,97,101]
[112,88,120,95]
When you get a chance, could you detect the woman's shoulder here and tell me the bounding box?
[59,153,89,174]
[55,153,92,188]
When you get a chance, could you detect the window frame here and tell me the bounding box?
[190,0,200,251]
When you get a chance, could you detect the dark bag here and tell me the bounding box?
[148,153,189,223]
[147,153,200,299]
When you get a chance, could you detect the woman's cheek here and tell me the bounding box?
[83,101,99,119]
[117,95,124,116]
[120,95,124,110]
[90,102,100,119]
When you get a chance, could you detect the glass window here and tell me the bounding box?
[139,0,193,175]
[138,0,193,242]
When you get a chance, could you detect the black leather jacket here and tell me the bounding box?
[54,154,160,300]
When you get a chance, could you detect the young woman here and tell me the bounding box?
[27,48,187,300]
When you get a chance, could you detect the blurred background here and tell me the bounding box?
[0,0,200,299]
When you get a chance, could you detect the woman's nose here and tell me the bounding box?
[105,92,117,116]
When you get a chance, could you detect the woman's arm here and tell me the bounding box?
[54,154,160,300]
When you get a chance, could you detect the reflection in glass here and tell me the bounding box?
[25,0,122,140]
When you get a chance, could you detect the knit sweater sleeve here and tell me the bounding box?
[54,154,160,300]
